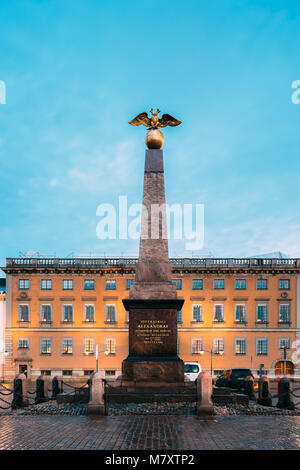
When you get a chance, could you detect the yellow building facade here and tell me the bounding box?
[2,256,300,381]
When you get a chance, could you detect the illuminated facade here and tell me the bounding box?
[2,257,300,380]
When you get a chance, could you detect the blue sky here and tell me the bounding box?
[0,0,300,270]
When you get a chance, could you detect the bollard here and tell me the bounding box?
[196,371,214,416]
[35,375,49,404]
[276,377,295,410]
[87,371,106,415]
[244,376,256,401]
[51,376,63,399]
[257,376,272,407]
[11,373,29,409]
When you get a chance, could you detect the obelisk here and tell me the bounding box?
[122,109,184,387]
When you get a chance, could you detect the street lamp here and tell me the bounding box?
[95,345,109,373]
[199,348,224,376]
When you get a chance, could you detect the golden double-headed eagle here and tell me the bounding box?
[129,109,181,129]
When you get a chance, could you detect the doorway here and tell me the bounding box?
[19,364,28,376]
[275,361,294,376]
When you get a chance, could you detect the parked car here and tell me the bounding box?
[184,362,202,383]
[215,368,254,390]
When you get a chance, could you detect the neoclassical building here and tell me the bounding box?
[1,256,300,381]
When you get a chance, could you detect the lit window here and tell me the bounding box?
[40,338,52,355]
[105,338,116,354]
[18,338,29,349]
[256,305,268,322]
[192,279,203,290]
[63,305,73,322]
[191,338,203,354]
[235,338,246,355]
[214,304,224,322]
[41,305,52,322]
[19,279,30,290]
[84,338,95,355]
[84,280,95,290]
[63,279,73,290]
[213,338,224,354]
[192,305,202,322]
[279,304,290,323]
[105,305,116,322]
[85,305,95,322]
[235,305,246,322]
[214,279,224,289]
[257,279,268,290]
[235,279,246,289]
[172,279,182,290]
[62,338,73,355]
[19,305,29,322]
[279,279,290,290]
[256,338,268,355]
[106,280,116,290]
[41,279,52,290]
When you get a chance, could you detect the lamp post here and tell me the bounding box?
[281,345,287,376]
[95,345,109,373]
[199,348,224,376]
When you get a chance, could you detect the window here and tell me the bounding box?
[126,279,135,290]
[83,338,95,355]
[63,279,73,290]
[18,338,29,349]
[19,305,29,322]
[235,305,246,322]
[235,338,246,355]
[41,305,52,322]
[41,279,52,290]
[105,370,116,377]
[279,304,290,323]
[40,338,52,355]
[41,370,51,376]
[279,338,291,350]
[177,310,182,322]
[257,279,268,290]
[279,279,290,290]
[106,280,116,290]
[84,279,95,290]
[84,370,94,376]
[62,338,73,355]
[105,305,116,322]
[213,338,224,354]
[256,338,268,355]
[63,305,73,322]
[192,279,203,290]
[105,338,116,354]
[235,279,246,289]
[192,305,202,322]
[126,311,129,322]
[191,338,203,354]
[19,279,30,290]
[172,279,182,290]
[214,304,224,322]
[62,370,72,376]
[214,279,224,289]
[256,305,268,322]
[84,305,95,322]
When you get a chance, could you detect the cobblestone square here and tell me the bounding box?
[0,415,299,450]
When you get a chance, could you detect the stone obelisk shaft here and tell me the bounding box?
[130,149,177,300]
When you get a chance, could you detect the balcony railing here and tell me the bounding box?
[5,257,299,268]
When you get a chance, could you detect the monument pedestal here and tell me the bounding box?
[121,298,184,387]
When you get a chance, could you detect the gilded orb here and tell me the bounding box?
[145,129,164,149]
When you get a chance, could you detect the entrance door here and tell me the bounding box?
[275,361,294,375]
[19,364,28,376]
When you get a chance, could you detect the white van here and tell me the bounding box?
[184,362,202,382]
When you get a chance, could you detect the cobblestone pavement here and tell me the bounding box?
[0,415,299,449]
